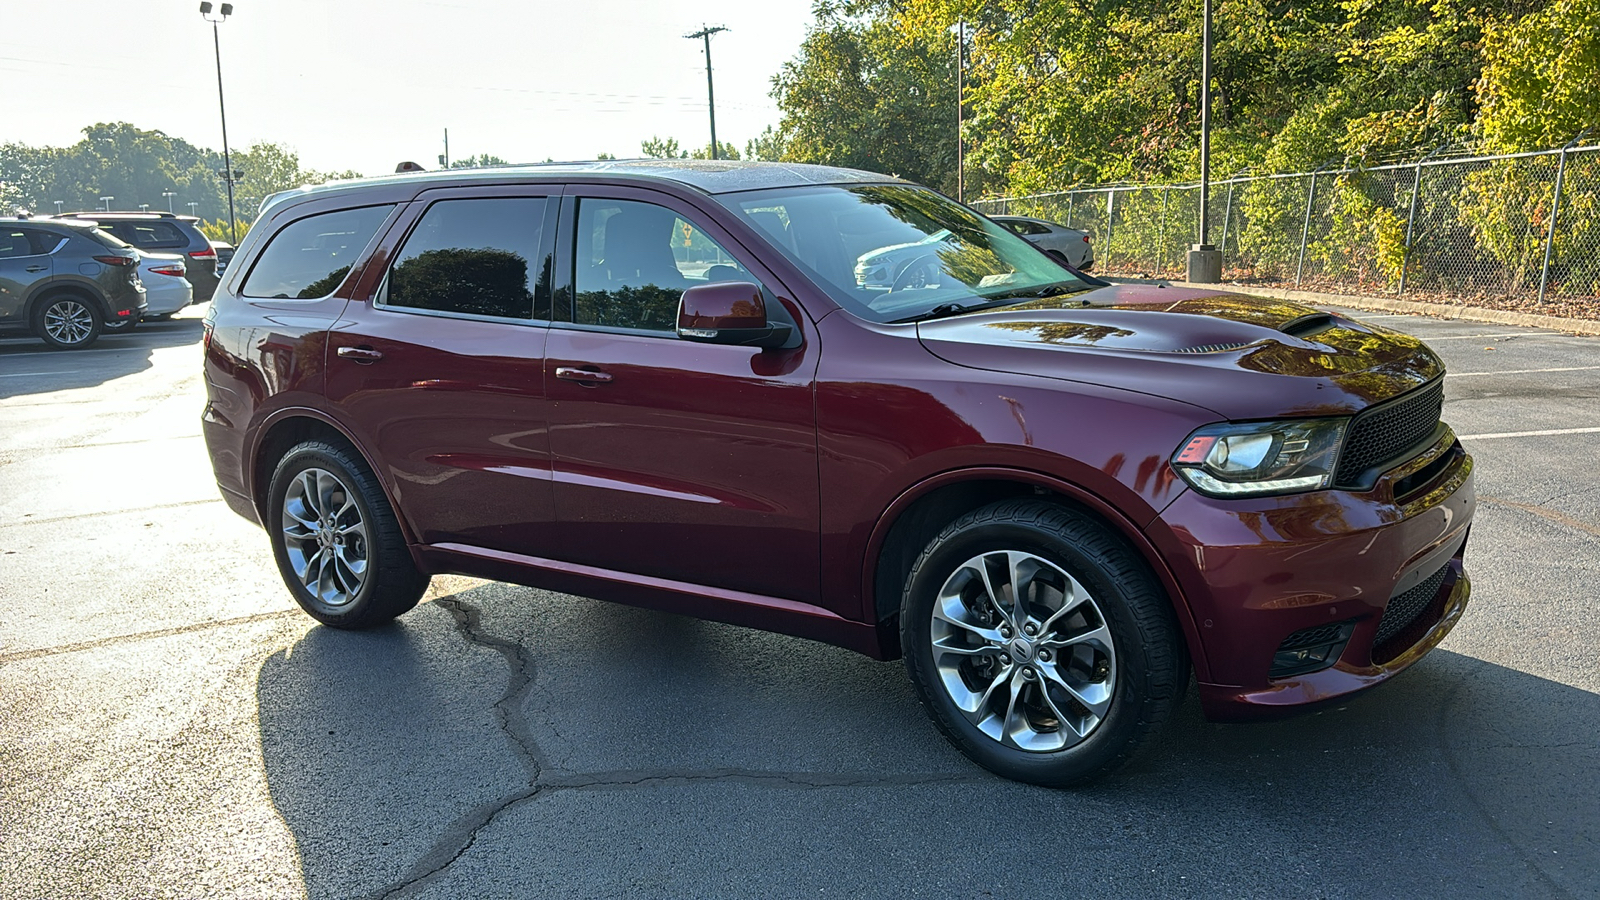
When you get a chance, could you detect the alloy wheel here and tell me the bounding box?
[281,467,369,608]
[43,300,95,346]
[928,550,1117,752]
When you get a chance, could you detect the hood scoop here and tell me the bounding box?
[1279,312,1338,339]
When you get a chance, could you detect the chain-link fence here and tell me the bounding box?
[973,140,1600,315]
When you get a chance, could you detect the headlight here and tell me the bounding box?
[1171,418,1348,498]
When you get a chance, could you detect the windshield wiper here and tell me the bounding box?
[892,301,991,324]
[981,280,1093,303]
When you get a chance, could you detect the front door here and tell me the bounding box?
[325,189,560,555]
[544,187,822,604]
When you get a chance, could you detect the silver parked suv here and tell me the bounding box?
[0,216,147,349]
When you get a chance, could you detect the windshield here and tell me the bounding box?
[721,183,1090,322]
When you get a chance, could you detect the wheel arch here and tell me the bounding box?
[247,409,422,549]
[864,466,1209,680]
[26,281,109,325]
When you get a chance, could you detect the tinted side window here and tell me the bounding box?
[572,198,753,332]
[385,198,546,320]
[0,229,34,258]
[103,220,187,249]
[242,205,394,299]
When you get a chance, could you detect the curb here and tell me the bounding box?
[1162,281,1600,336]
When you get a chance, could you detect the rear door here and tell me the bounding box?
[325,186,560,555]
[543,185,823,604]
[0,227,54,326]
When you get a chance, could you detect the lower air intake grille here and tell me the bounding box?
[1335,379,1444,488]
[1374,564,1451,649]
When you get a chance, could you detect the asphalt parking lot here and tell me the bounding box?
[1,304,1597,899]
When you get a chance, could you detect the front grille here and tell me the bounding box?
[1374,563,1450,648]
[1335,379,1444,488]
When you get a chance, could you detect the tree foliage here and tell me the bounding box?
[0,123,364,224]
[766,0,1592,197]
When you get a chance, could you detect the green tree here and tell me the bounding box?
[449,153,512,168]
[641,136,688,159]
[771,0,960,192]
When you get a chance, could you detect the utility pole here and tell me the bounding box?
[443,128,450,168]
[685,25,729,159]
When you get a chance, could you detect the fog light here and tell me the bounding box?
[1269,622,1355,678]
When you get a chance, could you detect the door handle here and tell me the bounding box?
[337,346,384,363]
[555,366,613,384]
[25,265,47,273]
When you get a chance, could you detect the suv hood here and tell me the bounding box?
[916,283,1443,419]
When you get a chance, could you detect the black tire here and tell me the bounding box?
[901,499,1187,787]
[266,440,429,628]
[32,294,103,349]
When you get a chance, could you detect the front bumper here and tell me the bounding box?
[1147,428,1475,720]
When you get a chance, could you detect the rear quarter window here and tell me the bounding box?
[241,205,394,299]
[108,220,191,250]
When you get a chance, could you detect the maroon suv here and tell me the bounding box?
[202,161,1474,785]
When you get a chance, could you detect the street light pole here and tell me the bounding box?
[187,202,200,217]
[685,26,728,160]
[53,200,63,215]
[162,190,176,212]
[956,18,965,203]
[1186,0,1221,283]
[99,196,114,212]
[200,2,238,243]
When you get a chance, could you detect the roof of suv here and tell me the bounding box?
[56,211,203,223]
[260,159,906,213]
[0,215,113,234]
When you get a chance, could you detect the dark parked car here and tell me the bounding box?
[210,240,235,278]
[0,216,146,348]
[56,211,219,302]
[203,161,1474,786]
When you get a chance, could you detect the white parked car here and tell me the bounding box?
[990,215,1095,270]
[136,252,193,319]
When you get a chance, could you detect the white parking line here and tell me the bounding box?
[1458,426,1600,440]
[0,372,61,378]
[1419,332,1564,340]
[1449,365,1600,378]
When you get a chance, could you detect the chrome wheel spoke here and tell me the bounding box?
[929,548,1118,754]
[1040,662,1113,724]
[282,466,366,609]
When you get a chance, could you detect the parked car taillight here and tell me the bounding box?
[93,255,137,267]
[189,248,217,259]
[149,264,186,277]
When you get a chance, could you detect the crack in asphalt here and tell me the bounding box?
[369,597,984,898]
[1435,679,1576,899]
[0,609,301,666]
[540,769,988,791]
[0,497,223,530]
[1480,494,1600,540]
[371,596,546,900]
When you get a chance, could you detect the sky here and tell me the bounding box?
[0,0,818,176]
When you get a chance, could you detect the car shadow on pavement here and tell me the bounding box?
[257,582,1599,899]
[0,314,203,398]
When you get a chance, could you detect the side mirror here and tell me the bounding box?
[677,281,794,349]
